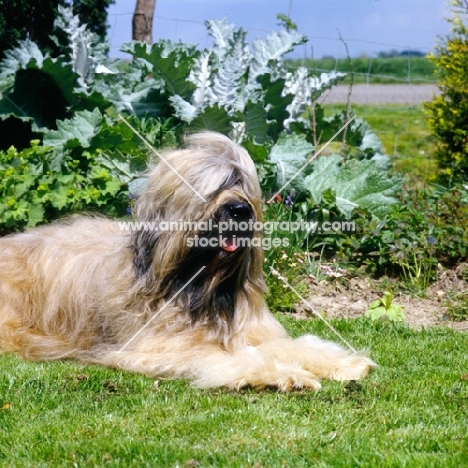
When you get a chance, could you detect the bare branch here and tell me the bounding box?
[337,28,354,153]
[308,44,319,148]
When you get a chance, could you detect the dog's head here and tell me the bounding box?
[131,132,266,327]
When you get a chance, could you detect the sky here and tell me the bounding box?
[107,0,452,59]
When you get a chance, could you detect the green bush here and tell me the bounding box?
[262,180,468,292]
[329,184,468,285]
[0,7,400,235]
[0,141,128,234]
[425,0,468,184]
[0,111,179,234]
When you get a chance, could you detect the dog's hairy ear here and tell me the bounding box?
[131,229,160,277]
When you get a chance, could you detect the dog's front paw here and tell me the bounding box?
[259,365,322,392]
[327,353,377,381]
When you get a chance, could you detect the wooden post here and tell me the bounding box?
[132,0,156,44]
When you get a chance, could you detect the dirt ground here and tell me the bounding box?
[294,263,468,332]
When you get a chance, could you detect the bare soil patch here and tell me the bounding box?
[295,264,468,331]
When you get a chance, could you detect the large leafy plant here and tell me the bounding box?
[0,6,401,235]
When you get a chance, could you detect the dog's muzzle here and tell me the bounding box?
[220,202,254,253]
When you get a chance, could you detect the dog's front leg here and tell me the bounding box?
[257,335,377,382]
[89,344,322,391]
[245,310,376,382]
[187,344,323,391]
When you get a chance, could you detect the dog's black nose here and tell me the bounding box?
[228,202,252,219]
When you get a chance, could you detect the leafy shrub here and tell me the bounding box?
[0,6,400,235]
[0,110,177,233]
[264,178,468,291]
[0,141,127,233]
[384,185,468,268]
[425,0,468,184]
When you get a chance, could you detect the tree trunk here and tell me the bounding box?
[132,0,156,43]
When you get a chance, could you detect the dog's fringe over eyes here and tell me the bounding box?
[0,131,376,391]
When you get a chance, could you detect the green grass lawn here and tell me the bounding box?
[325,103,437,183]
[1,317,467,467]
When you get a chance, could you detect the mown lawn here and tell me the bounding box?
[1,317,467,467]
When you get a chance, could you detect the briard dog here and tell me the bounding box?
[0,132,375,391]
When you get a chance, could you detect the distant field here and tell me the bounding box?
[324,103,437,182]
[287,56,437,84]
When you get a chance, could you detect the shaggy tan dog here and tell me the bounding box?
[0,132,375,390]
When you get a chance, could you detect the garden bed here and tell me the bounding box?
[294,264,468,331]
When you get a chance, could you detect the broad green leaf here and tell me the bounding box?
[303,153,341,203]
[304,154,403,218]
[269,133,314,192]
[387,304,406,322]
[50,186,69,210]
[365,306,387,320]
[95,151,146,184]
[27,203,45,227]
[104,179,123,196]
[335,159,403,218]
[188,105,232,135]
[91,117,149,155]
[245,101,269,145]
[368,299,382,310]
[243,139,270,164]
[0,60,78,129]
[124,41,197,99]
[43,108,103,149]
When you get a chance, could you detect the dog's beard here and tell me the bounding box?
[170,200,255,326]
[132,199,258,328]
[173,248,250,326]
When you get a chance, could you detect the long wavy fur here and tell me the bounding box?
[0,132,376,391]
